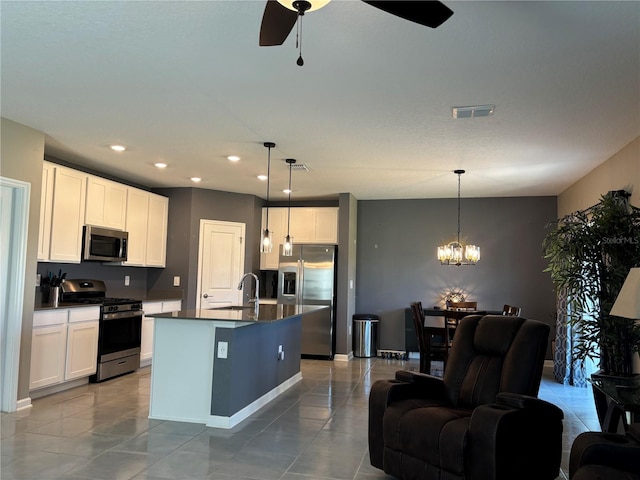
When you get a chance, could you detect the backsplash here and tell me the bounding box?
[36,262,149,299]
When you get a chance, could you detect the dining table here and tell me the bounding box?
[404,308,498,365]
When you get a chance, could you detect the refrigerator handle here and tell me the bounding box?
[297,260,304,305]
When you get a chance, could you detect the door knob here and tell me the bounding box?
[203,294,209,298]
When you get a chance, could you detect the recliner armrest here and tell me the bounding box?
[496,392,564,417]
[467,395,564,480]
[394,370,449,401]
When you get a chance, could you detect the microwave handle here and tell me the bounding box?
[120,238,127,260]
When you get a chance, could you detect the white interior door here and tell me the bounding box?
[197,220,245,309]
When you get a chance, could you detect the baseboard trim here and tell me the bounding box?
[16,397,32,410]
[29,377,89,400]
[334,353,353,362]
[207,372,303,429]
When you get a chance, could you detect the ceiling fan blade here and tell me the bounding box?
[361,1,453,28]
[259,0,299,46]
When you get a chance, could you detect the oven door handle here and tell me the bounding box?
[102,310,143,321]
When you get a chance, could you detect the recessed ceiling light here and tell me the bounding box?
[283,189,292,194]
[110,145,126,152]
[191,177,202,183]
[154,162,167,169]
[227,155,240,162]
[257,175,268,181]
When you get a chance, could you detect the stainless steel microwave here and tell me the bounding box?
[82,225,128,262]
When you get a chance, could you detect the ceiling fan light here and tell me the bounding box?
[277,0,331,13]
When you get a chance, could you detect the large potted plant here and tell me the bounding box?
[543,191,640,377]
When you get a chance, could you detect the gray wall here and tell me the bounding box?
[356,196,558,357]
[1,118,45,403]
[336,193,358,356]
[149,187,263,310]
[211,316,302,416]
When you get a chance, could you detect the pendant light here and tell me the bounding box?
[437,170,480,266]
[282,159,296,256]
[261,142,275,253]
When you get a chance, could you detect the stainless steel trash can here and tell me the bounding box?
[353,314,379,358]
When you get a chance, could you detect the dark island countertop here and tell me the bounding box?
[154,303,328,324]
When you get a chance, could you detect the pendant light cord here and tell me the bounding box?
[457,172,461,244]
[296,14,304,66]
[263,142,275,232]
[287,162,292,235]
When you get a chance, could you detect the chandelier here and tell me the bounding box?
[437,170,480,266]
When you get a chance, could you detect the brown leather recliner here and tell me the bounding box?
[369,314,564,480]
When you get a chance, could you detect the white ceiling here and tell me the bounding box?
[2,1,639,201]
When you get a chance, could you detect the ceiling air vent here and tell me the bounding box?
[452,104,495,119]
[282,160,310,171]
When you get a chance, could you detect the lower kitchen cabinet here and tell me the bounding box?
[141,300,182,366]
[65,320,99,380]
[30,324,68,390]
[30,306,100,391]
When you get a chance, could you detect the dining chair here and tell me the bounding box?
[446,300,478,311]
[502,304,522,316]
[410,302,452,374]
[443,301,478,353]
[410,302,431,373]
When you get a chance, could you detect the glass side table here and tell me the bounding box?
[589,373,640,433]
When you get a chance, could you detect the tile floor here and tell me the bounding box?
[1,358,598,480]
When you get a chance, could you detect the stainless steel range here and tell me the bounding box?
[61,279,143,382]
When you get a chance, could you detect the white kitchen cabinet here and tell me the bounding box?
[290,208,314,242]
[30,323,68,390]
[141,300,182,366]
[85,175,127,230]
[312,207,339,243]
[49,166,87,262]
[30,306,100,390]
[65,320,99,380]
[124,188,149,266]
[291,207,338,244]
[38,162,168,266]
[260,207,287,270]
[145,193,169,267]
[260,207,339,269]
[37,162,55,261]
[124,189,168,268]
[39,164,87,263]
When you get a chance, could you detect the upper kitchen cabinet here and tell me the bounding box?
[145,193,169,267]
[290,207,339,244]
[85,175,127,230]
[37,162,55,261]
[124,189,168,268]
[41,164,87,263]
[260,207,339,270]
[38,161,168,266]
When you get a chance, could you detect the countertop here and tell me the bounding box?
[35,292,183,311]
[34,302,104,311]
[155,304,328,324]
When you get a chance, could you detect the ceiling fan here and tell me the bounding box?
[259,0,453,65]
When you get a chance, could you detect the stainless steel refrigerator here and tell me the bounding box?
[278,245,336,359]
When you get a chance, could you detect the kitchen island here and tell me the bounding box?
[149,304,327,429]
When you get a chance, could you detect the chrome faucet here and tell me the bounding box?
[237,273,260,306]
